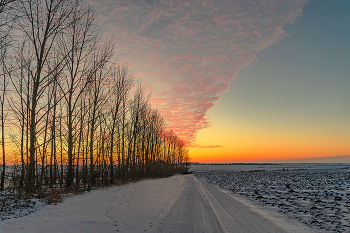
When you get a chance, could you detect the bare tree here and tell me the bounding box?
[106,64,134,183]
[0,48,8,191]
[0,0,190,200]
[86,44,113,185]
[16,0,78,192]
[55,0,102,187]
[0,0,17,191]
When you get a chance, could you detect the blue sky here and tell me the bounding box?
[193,0,350,161]
[218,0,350,129]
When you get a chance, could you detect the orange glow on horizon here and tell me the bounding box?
[187,107,350,163]
[189,150,350,163]
[189,146,350,163]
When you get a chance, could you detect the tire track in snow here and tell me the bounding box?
[159,175,297,233]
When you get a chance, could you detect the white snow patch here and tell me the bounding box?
[0,175,186,233]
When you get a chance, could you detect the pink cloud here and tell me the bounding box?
[87,0,310,146]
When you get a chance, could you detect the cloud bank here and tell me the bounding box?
[87,0,309,147]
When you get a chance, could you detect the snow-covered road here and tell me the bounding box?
[159,176,315,233]
[0,175,315,233]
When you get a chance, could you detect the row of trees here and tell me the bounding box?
[0,0,189,195]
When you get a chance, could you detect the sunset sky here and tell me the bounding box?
[87,0,350,163]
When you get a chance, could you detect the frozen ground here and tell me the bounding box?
[190,163,350,173]
[0,173,316,233]
[195,164,350,232]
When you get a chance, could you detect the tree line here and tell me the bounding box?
[0,0,190,195]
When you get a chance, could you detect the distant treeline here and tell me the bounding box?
[0,0,189,195]
[190,163,277,165]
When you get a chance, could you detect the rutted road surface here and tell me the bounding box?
[159,175,308,233]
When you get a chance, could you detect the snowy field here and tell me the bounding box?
[194,163,350,232]
[190,163,350,172]
[1,163,348,232]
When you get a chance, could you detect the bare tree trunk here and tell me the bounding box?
[50,87,56,187]
[40,91,51,188]
[59,109,64,188]
[0,85,5,191]
[0,0,16,190]
[75,103,84,188]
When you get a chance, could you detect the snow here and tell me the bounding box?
[190,163,350,173]
[2,164,346,232]
[0,175,186,233]
[159,176,314,233]
[195,164,350,232]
